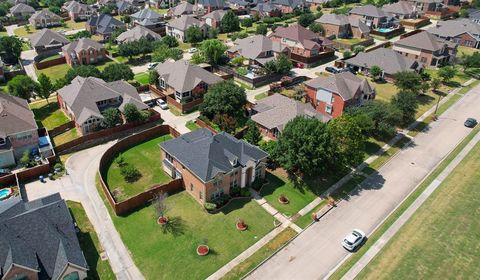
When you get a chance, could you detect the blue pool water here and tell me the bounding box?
[377,28,392,33]
[0,188,11,200]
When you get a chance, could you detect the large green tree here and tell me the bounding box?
[391,90,419,127]
[37,73,54,103]
[185,25,204,44]
[7,75,37,101]
[200,81,246,120]
[199,39,227,65]
[298,13,316,27]
[64,65,102,83]
[0,36,22,63]
[220,11,240,33]
[327,115,365,167]
[102,108,122,128]
[244,119,262,145]
[394,71,422,94]
[151,44,183,62]
[102,63,134,82]
[438,66,456,84]
[161,35,179,48]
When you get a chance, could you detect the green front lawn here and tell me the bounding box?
[333,38,363,45]
[106,135,173,201]
[36,63,71,81]
[98,187,276,280]
[134,72,150,85]
[14,21,87,37]
[67,201,115,280]
[53,128,79,146]
[29,99,70,129]
[457,45,479,57]
[357,140,480,279]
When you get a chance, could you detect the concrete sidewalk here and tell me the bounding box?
[341,130,480,280]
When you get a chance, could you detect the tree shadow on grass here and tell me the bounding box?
[219,197,250,215]
[417,93,435,107]
[161,216,187,237]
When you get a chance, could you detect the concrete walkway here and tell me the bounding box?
[341,130,480,280]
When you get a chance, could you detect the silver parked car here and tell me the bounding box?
[156,99,168,110]
[342,229,366,251]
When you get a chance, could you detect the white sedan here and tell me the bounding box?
[156,99,168,110]
[341,229,366,251]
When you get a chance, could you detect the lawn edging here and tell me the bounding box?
[327,126,480,280]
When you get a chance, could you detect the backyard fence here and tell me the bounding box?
[48,121,75,138]
[34,56,67,70]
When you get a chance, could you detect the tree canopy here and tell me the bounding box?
[37,73,54,103]
[244,119,262,145]
[7,75,37,101]
[65,65,102,83]
[0,36,22,63]
[200,81,246,119]
[394,71,422,93]
[102,108,122,128]
[185,25,204,44]
[391,90,419,127]
[220,11,240,33]
[151,44,183,62]
[198,39,227,65]
[102,63,134,82]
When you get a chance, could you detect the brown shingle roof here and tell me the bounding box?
[305,72,374,101]
[0,92,37,137]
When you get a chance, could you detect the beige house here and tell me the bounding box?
[29,9,62,28]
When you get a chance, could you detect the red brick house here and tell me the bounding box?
[269,24,335,67]
[160,128,268,204]
[62,38,106,66]
[304,72,375,118]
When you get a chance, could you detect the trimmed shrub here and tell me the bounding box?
[120,164,141,182]
[240,188,251,197]
[204,202,217,211]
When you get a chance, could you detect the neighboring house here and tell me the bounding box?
[197,0,225,14]
[86,14,125,40]
[29,28,69,55]
[427,18,480,48]
[155,60,222,108]
[393,30,457,67]
[160,128,268,204]
[62,38,107,66]
[166,15,208,42]
[62,0,93,21]
[150,0,177,9]
[251,2,281,18]
[304,72,375,118]
[116,25,162,44]
[271,0,308,14]
[344,48,423,81]
[467,9,480,24]
[115,0,138,15]
[131,8,165,33]
[9,3,35,19]
[401,0,445,14]
[0,193,89,280]
[227,35,285,66]
[167,1,198,17]
[269,24,335,66]
[202,9,226,29]
[382,1,418,19]
[316,14,370,39]
[0,93,39,168]
[251,93,328,139]
[29,9,62,28]
[57,76,148,135]
[349,4,388,28]
[227,0,251,14]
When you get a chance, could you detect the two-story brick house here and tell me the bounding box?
[62,38,106,66]
[316,14,370,39]
[160,128,269,204]
[349,4,388,28]
[393,30,457,67]
[304,72,375,118]
[154,60,222,113]
[62,1,94,21]
[268,24,335,67]
[0,92,39,168]
[57,76,147,135]
[227,35,287,66]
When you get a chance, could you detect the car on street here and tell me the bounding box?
[156,99,168,110]
[188,48,198,53]
[147,62,158,70]
[341,229,366,251]
[464,118,478,128]
[325,66,339,74]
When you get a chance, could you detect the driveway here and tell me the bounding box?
[246,84,480,280]
[23,143,145,280]
[20,49,38,81]
[5,24,17,36]
[153,106,199,134]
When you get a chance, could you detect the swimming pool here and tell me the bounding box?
[0,188,12,200]
[377,28,393,33]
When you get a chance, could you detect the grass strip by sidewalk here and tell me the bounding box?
[219,228,297,280]
[363,136,411,175]
[328,126,480,280]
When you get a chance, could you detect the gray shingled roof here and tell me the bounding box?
[9,3,35,14]
[167,14,204,31]
[87,14,125,34]
[131,8,164,24]
[0,92,37,137]
[198,0,225,8]
[29,9,62,21]
[160,128,268,182]
[345,48,422,75]
[316,14,350,26]
[0,193,88,280]
[394,31,454,52]
[305,72,374,101]
[350,4,387,18]
[251,94,329,131]
[251,2,277,13]
[116,0,135,13]
[170,2,197,16]
[155,60,222,93]
[116,25,162,43]
[202,9,226,21]
[271,0,306,8]
[62,37,104,54]
[57,76,147,124]
[29,28,69,48]
[270,24,332,50]
[428,18,480,38]
[228,35,282,62]
[382,1,415,16]
[63,1,89,13]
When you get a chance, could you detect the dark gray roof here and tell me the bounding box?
[271,0,306,8]
[345,48,422,75]
[57,76,147,124]
[467,9,480,20]
[252,94,329,131]
[87,14,125,34]
[116,25,162,43]
[427,18,480,38]
[131,8,163,26]
[252,2,277,13]
[29,28,69,48]
[350,4,387,18]
[0,193,88,280]
[305,72,374,101]
[160,128,268,182]
[116,0,135,13]
[0,92,37,137]
[198,0,225,8]
[9,3,35,14]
